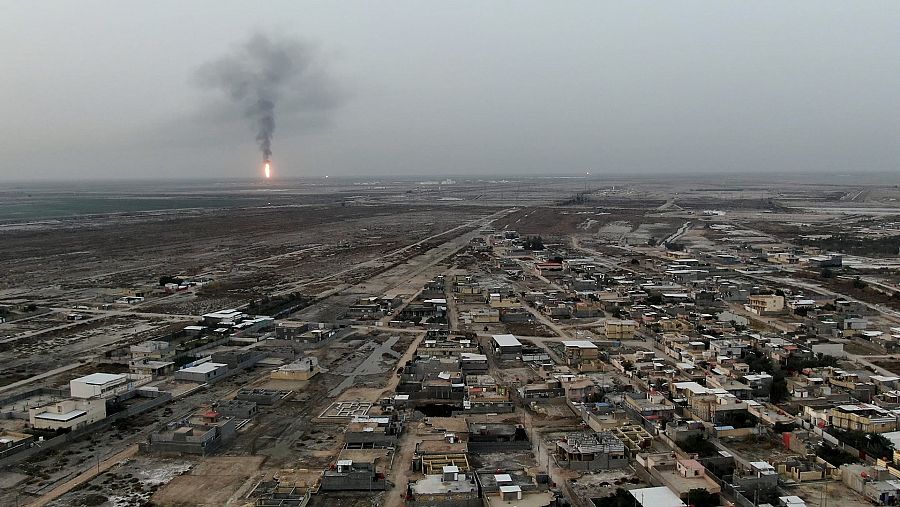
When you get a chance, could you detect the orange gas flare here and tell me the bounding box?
[264,161,271,179]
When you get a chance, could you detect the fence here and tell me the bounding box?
[706,469,758,507]
[811,425,877,465]
[0,387,70,420]
[467,441,532,453]
[0,426,90,468]
[0,391,172,467]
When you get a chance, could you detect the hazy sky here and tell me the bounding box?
[3,1,900,180]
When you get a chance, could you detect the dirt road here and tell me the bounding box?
[27,444,138,507]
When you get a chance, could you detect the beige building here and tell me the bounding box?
[829,404,897,433]
[748,295,785,315]
[469,308,500,323]
[488,298,521,310]
[637,454,720,503]
[70,372,134,399]
[605,319,637,339]
[271,357,320,381]
[562,340,599,361]
[130,340,172,360]
[29,398,106,431]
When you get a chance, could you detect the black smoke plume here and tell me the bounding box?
[197,33,342,161]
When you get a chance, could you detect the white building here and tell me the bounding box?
[175,362,229,383]
[748,295,785,315]
[201,309,245,326]
[491,334,523,359]
[629,486,686,507]
[70,373,131,399]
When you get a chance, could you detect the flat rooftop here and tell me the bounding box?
[35,409,86,422]
[74,372,126,385]
[630,486,686,507]
[484,491,556,506]
[132,360,174,369]
[203,309,243,319]
[412,474,477,495]
[492,334,522,347]
[562,340,598,349]
[179,362,227,374]
[477,468,536,492]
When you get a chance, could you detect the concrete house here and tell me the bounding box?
[175,361,229,383]
[606,319,637,339]
[491,334,522,360]
[143,409,236,455]
[129,359,176,378]
[556,432,628,470]
[562,340,599,369]
[29,398,107,431]
[321,449,391,491]
[70,373,134,399]
[271,357,320,381]
[749,295,785,315]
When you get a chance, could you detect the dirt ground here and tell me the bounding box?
[150,456,266,506]
[47,456,192,507]
[310,491,388,506]
[505,321,556,337]
[843,341,883,356]
[726,435,803,464]
[0,204,492,292]
[567,467,644,506]
[785,481,871,507]
[492,207,682,238]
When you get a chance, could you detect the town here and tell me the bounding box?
[1,177,899,507]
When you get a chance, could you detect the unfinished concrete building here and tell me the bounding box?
[344,419,399,449]
[236,388,289,405]
[142,409,236,455]
[415,438,470,475]
[214,399,258,419]
[556,432,628,471]
[320,449,391,491]
[408,466,480,507]
[467,422,530,451]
